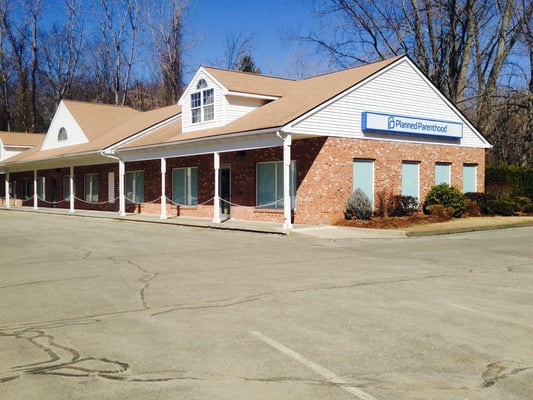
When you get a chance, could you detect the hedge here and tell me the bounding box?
[485,165,533,200]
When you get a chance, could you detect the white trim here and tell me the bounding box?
[178,67,228,105]
[284,57,491,149]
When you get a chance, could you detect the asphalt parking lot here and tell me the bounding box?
[1,211,532,400]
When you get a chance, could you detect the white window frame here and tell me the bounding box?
[401,161,420,201]
[84,173,98,203]
[126,170,144,204]
[435,162,451,186]
[353,159,375,206]
[462,164,478,193]
[190,79,214,124]
[256,161,296,210]
[172,167,198,206]
[36,177,46,201]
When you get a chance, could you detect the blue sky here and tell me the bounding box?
[183,0,322,78]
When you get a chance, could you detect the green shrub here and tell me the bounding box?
[389,195,419,216]
[423,183,465,218]
[346,189,373,220]
[483,199,516,216]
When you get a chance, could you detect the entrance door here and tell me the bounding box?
[220,166,231,218]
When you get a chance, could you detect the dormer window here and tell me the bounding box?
[58,127,67,141]
[191,79,214,123]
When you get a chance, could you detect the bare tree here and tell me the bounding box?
[148,0,186,105]
[41,0,84,103]
[98,0,142,106]
[222,31,255,70]
[307,0,533,164]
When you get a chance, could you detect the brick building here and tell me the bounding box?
[0,56,490,228]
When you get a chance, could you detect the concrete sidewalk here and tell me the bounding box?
[1,206,532,239]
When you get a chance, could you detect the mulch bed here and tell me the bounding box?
[335,213,452,229]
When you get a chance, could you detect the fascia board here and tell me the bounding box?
[177,67,228,105]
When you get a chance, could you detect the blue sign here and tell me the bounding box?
[362,112,463,139]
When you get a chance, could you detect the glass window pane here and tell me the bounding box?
[402,162,419,200]
[191,92,201,108]
[135,171,144,203]
[203,88,213,105]
[203,104,214,121]
[435,163,451,185]
[353,159,374,206]
[463,164,477,193]
[276,161,284,208]
[257,163,276,208]
[172,168,185,205]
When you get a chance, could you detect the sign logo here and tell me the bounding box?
[387,116,395,130]
[362,112,463,139]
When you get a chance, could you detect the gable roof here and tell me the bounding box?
[202,66,295,97]
[1,102,181,166]
[120,56,402,150]
[0,132,46,148]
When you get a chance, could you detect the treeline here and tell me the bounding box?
[306,0,533,167]
[0,0,186,133]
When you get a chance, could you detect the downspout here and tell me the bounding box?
[101,151,126,216]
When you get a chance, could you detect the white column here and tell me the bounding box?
[5,172,10,208]
[33,170,38,210]
[119,159,126,216]
[69,166,75,212]
[213,152,221,223]
[283,133,293,230]
[160,158,167,220]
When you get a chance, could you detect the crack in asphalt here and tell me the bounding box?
[110,257,158,310]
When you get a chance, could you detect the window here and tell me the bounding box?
[353,159,374,206]
[36,177,46,201]
[191,79,214,123]
[84,174,98,203]
[256,161,296,209]
[435,163,451,185]
[126,171,144,204]
[463,164,477,193]
[172,167,198,205]
[58,127,67,141]
[63,175,74,200]
[22,178,32,200]
[402,161,419,200]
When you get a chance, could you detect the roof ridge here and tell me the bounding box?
[301,55,405,81]
[201,65,297,82]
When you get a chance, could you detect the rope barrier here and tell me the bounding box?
[219,197,283,208]
[74,196,120,205]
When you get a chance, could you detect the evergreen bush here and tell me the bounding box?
[346,189,373,220]
[484,199,516,216]
[423,183,465,218]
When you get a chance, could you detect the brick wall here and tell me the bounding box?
[3,136,485,225]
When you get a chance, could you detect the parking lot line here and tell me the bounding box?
[249,330,379,400]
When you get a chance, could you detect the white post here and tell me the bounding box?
[69,166,75,212]
[283,133,293,230]
[213,152,221,223]
[5,172,10,208]
[160,158,167,220]
[33,170,38,210]
[119,159,126,216]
